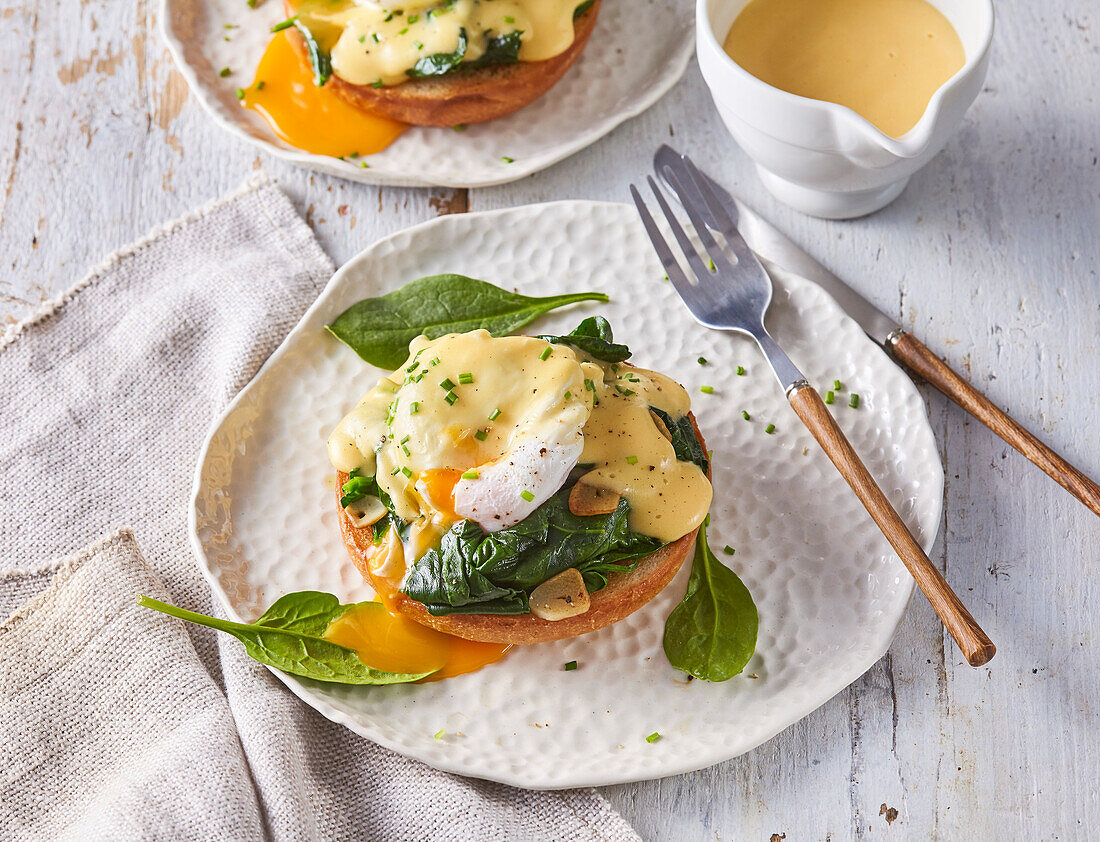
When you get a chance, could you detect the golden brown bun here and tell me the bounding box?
[285,1,601,127]
[337,413,707,645]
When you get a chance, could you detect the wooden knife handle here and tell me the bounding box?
[889,331,1100,518]
[788,384,996,667]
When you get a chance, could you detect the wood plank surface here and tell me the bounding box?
[1,0,1097,838]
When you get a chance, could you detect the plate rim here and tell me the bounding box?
[188,200,943,789]
[159,1,695,188]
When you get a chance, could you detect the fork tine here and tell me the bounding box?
[681,156,759,268]
[644,176,711,282]
[660,161,735,273]
[629,184,695,299]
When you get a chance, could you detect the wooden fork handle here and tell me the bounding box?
[887,331,1100,518]
[788,383,996,667]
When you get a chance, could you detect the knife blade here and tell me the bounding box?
[654,144,901,346]
[653,144,1100,518]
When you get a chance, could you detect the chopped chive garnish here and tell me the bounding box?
[697,357,707,365]
[383,11,393,21]
[539,346,552,361]
[824,390,835,404]
[371,32,380,42]
[736,365,745,376]
[723,545,735,556]
[849,393,860,408]
[444,391,458,405]
[398,26,408,34]
[391,467,400,475]
[741,410,751,420]
[563,391,572,400]
[402,445,410,456]
[400,435,409,444]
[458,372,474,384]
[413,40,423,49]
[400,466,412,478]
[410,402,419,414]
[439,377,456,390]
[564,660,578,671]
[613,384,635,396]
[407,14,419,23]
[371,79,384,88]
[434,729,445,740]
[765,423,776,434]
[520,490,535,502]
[270,16,298,32]
[504,15,515,23]
[700,385,714,394]
[430,357,440,366]
[219,66,231,77]
[708,258,716,271]
[474,429,488,441]
[235,88,245,100]
[256,81,265,90]
[461,470,479,480]
[646,732,662,743]
[626,455,639,464]
[453,123,467,131]
[358,34,365,42]
[585,379,595,391]
[833,379,842,391]
[501,156,515,163]
[488,408,501,421]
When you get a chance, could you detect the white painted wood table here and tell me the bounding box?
[2,1,1097,838]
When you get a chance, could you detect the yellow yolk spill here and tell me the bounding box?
[241,31,406,158]
[723,0,965,137]
[325,602,511,681]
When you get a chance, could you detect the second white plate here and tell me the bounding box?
[190,201,942,789]
[161,1,694,187]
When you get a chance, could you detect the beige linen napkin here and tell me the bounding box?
[0,176,640,842]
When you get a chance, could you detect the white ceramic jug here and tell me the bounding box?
[697,0,995,218]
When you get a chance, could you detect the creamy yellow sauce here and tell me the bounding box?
[723,0,965,137]
[295,0,584,88]
[328,329,712,590]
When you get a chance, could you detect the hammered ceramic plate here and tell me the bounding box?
[190,201,942,789]
[161,1,693,188]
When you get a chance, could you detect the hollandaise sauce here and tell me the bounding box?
[324,601,510,681]
[241,30,406,159]
[723,0,965,137]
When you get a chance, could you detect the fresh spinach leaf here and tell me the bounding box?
[536,316,631,363]
[467,30,523,68]
[662,517,758,681]
[407,28,468,77]
[402,485,661,615]
[294,20,332,87]
[326,274,609,370]
[137,593,432,684]
[650,406,709,475]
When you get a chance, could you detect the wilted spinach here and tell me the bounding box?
[537,316,631,363]
[294,20,332,87]
[662,517,758,681]
[650,407,709,475]
[138,592,432,684]
[402,485,662,615]
[326,274,607,370]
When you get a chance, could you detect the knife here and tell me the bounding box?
[655,145,1100,518]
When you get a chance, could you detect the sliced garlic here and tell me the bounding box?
[529,568,590,621]
[345,495,387,528]
[568,480,621,516]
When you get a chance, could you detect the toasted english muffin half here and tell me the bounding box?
[337,412,706,645]
[285,1,601,127]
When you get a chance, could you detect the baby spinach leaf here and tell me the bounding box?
[650,407,709,475]
[137,594,433,685]
[407,28,468,77]
[402,485,661,615]
[294,20,332,87]
[326,274,609,370]
[662,517,758,681]
[467,30,523,68]
[536,316,631,363]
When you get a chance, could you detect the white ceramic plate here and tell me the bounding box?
[190,201,942,789]
[161,1,694,188]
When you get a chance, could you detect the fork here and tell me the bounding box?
[631,155,996,668]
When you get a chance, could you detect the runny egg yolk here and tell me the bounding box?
[324,603,511,682]
[240,31,406,159]
[419,468,462,519]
